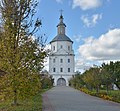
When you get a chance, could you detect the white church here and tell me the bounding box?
[49,14,75,86]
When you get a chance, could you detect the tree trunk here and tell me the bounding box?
[96,85,100,93]
[12,89,18,106]
[106,84,109,93]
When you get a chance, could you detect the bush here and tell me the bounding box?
[41,77,53,89]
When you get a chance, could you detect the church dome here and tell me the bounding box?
[50,34,73,43]
[57,15,66,27]
[50,14,73,44]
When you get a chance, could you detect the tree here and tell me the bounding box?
[113,61,120,89]
[69,72,85,89]
[0,0,47,105]
[83,67,101,92]
[83,69,95,90]
[101,62,114,92]
[101,61,120,90]
[40,70,53,89]
[41,77,53,89]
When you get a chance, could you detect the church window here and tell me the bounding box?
[60,68,63,72]
[60,29,63,34]
[53,46,55,50]
[68,46,70,50]
[53,68,56,72]
[53,59,55,63]
[60,59,63,63]
[68,59,70,63]
[68,68,70,72]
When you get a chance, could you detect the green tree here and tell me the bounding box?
[83,69,95,91]
[101,61,120,90]
[101,63,114,92]
[83,67,101,92]
[69,72,85,89]
[0,0,47,105]
[113,61,120,89]
[41,76,53,89]
[40,70,53,89]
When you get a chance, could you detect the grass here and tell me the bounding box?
[0,91,43,111]
[105,90,120,103]
[80,88,120,103]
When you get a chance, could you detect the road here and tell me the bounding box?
[42,86,120,111]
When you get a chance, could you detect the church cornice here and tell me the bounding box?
[49,54,75,56]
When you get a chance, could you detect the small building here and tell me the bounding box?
[49,14,75,86]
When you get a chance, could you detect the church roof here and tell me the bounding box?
[57,15,66,27]
[50,14,73,44]
[50,34,73,43]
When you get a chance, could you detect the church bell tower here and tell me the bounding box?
[49,13,75,86]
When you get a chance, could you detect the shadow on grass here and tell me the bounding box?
[0,92,42,111]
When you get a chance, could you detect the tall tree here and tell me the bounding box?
[69,72,85,89]
[83,67,101,92]
[102,61,120,90]
[113,61,120,89]
[0,0,47,105]
[101,63,113,92]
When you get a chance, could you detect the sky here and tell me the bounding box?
[36,0,120,72]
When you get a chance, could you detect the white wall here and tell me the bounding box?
[49,41,75,86]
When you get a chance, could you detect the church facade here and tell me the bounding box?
[49,14,75,86]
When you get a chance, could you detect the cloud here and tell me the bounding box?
[56,0,63,3]
[78,28,120,61]
[73,34,82,42]
[72,0,102,10]
[75,58,91,71]
[81,14,102,27]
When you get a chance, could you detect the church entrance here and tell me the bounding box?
[57,78,66,86]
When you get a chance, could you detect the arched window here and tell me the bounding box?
[60,68,63,72]
[68,68,70,72]
[53,59,55,63]
[68,46,70,50]
[53,68,56,72]
[53,46,55,50]
[60,59,63,63]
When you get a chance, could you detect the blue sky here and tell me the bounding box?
[36,0,120,72]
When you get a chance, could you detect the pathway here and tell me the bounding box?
[42,86,120,111]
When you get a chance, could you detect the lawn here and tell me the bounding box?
[0,91,43,111]
[105,90,120,103]
[80,88,120,103]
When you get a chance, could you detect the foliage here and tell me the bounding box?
[0,0,47,105]
[107,90,120,103]
[101,62,114,91]
[70,61,120,103]
[110,61,120,89]
[41,76,53,89]
[101,61,120,91]
[69,72,85,89]
[80,88,120,103]
[71,61,120,92]
[83,67,101,92]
